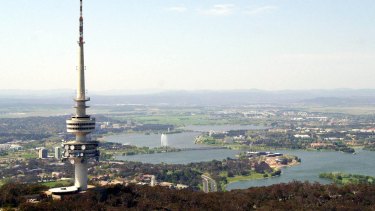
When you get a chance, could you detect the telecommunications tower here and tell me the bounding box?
[59,0,99,192]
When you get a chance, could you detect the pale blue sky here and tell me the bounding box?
[1,0,375,91]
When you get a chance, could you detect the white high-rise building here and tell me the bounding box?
[54,147,61,160]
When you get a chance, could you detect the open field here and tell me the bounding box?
[114,114,230,126]
[300,106,375,115]
[0,104,114,118]
[220,170,266,184]
[0,150,38,161]
[226,173,265,183]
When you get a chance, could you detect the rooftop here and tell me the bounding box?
[48,186,79,195]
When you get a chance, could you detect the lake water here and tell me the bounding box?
[115,149,240,164]
[105,124,265,148]
[104,127,375,190]
[227,149,375,190]
[105,132,202,149]
[105,130,242,164]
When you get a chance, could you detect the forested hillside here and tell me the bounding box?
[2,182,375,210]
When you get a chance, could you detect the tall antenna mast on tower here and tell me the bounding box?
[79,0,84,44]
[77,0,86,102]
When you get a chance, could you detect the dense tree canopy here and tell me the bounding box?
[2,181,375,210]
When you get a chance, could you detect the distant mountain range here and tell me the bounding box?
[0,89,375,106]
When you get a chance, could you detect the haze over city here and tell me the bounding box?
[1,0,375,91]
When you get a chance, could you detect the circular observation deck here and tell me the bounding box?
[66,116,95,133]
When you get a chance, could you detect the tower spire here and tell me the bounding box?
[79,0,84,44]
[77,0,86,102]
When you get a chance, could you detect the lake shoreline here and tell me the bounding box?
[101,130,375,191]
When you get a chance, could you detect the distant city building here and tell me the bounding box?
[54,147,61,160]
[176,184,189,190]
[10,144,23,151]
[150,175,156,187]
[39,148,48,159]
[112,124,121,129]
[0,144,23,151]
[0,144,11,151]
[294,134,310,139]
[52,172,63,179]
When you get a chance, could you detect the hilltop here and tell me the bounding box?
[2,181,375,210]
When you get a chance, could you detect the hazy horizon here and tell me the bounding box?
[1,87,375,94]
[1,89,375,107]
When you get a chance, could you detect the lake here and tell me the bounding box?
[105,124,265,148]
[104,127,375,190]
[105,132,202,149]
[115,149,240,164]
[105,130,242,164]
[226,149,375,190]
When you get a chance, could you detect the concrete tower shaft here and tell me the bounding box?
[62,0,99,191]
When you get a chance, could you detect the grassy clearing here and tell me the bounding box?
[221,170,266,184]
[226,172,266,183]
[21,153,38,159]
[320,172,375,185]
